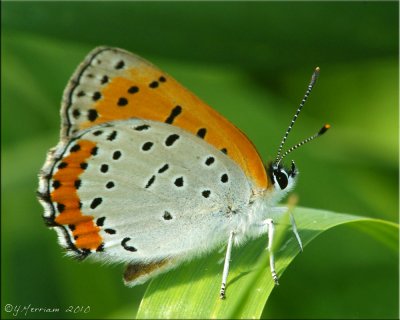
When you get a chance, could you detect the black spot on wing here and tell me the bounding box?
[165,134,180,147]
[90,197,103,209]
[142,142,154,151]
[115,60,125,69]
[52,180,61,189]
[134,124,150,131]
[91,146,98,156]
[93,130,103,136]
[165,106,182,124]
[106,181,115,189]
[121,237,137,252]
[72,109,81,119]
[205,156,215,166]
[163,211,172,220]
[117,97,128,106]
[57,203,65,213]
[113,151,122,160]
[74,179,81,189]
[105,228,116,234]
[174,177,184,187]
[88,109,98,122]
[101,75,109,84]
[92,91,101,101]
[197,128,207,139]
[70,144,81,152]
[158,164,169,173]
[145,175,156,188]
[80,162,88,170]
[96,217,106,226]
[128,86,139,94]
[202,190,211,198]
[107,130,117,141]
[149,81,159,88]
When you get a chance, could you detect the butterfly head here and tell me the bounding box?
[269,160,297,192]
[267,67,330,194]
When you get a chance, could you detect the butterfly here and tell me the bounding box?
[37,47,329,299]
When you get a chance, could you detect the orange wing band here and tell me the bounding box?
[51,140,102,250]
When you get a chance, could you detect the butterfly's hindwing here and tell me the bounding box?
[39,119,253,263]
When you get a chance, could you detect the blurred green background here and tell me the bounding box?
[2,2,398,319]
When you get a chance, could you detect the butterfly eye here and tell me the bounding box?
[274,170,289,190]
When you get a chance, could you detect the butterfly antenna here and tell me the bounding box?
[275,67,320,164]
[277,124,330,164]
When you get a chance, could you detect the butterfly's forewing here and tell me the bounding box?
[61,47,268,190]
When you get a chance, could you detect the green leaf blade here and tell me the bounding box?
[136,207,398,319]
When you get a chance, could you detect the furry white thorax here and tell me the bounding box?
[228,172,298,247]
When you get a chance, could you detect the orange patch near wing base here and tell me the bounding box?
[51,140,102,251]
[78,64,268,190]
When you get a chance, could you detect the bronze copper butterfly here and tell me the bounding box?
[37,47,329,298]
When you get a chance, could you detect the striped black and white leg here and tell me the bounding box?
[220,231,234,299]
[265,218,279,285]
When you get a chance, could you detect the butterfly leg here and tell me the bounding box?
[264,218,279,285]
[220,231,234,299]
[270,206,303,251]
[290,213,303,251]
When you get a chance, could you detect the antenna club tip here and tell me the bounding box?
[319,124,331,135]
[311,67,320,84]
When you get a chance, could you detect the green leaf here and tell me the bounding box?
[136,207,398,319]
